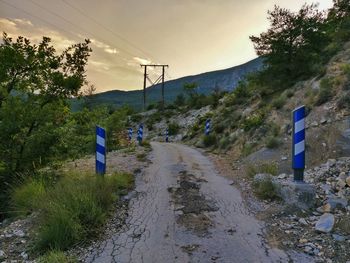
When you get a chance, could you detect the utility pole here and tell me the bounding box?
[140,64,169,110]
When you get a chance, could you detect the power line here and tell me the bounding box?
[0,0,77,39]
[60,0,161,64]
[26,0,140,59]
[0,0,141,77]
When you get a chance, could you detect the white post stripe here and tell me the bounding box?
[96,152,105,164]
[294,118,305,134]
[294,140,305,156]
[97,135,105,147]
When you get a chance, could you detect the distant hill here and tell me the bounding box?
[72,57,263,111]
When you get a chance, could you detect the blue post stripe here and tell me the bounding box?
[96,126,106,174]
[205,119,211,135]
[292,106,305,169]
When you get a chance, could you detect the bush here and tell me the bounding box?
[38,250,77,263]
[316,77,334,105]
[202,134,217,147]
[265,136,281,149]
[11,179,46,216]
[242,112,265,132]
[136,153,147,162]
[246,162,278,178]
[337,92,350,109]
[272,95,286,109]
[168,122,180,135]
[253,178,278,200]
[12,172,134,253]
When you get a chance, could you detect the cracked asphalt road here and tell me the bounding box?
[84,142,293,263]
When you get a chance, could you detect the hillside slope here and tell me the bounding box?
[72,57,263,111]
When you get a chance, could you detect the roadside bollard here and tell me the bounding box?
[128,127,133,141]
[205,119,211,135]
[96,126,106,175]
[166,128,169,142]
[137,124,143,144]
[292,106,305,181]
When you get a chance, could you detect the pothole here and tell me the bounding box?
[169,171,218,236]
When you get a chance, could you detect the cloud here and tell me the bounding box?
[133,56,151,65]
[90,38,119,55]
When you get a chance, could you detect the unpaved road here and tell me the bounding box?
[84,142,307,263]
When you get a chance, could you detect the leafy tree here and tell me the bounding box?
[0,33,91,215]
[250,4,328,89]
[327,0,350,43]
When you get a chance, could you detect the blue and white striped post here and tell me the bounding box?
[205,119,211,136]
[96,126,106,175]
[137,124,143,144]
[165,128,169,142]
[292,106,305,181]
[128,128,133,141]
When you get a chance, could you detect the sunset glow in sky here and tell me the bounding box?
[0,0,333,92]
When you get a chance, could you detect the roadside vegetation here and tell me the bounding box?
[11,171,133,257]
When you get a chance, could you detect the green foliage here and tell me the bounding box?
[11,179,46,216]
[38,250,77,263]
[337,91,350,109]
[168,122,180,135]
[11,172,133,252]
[253,178,279,200]
[202,134,217,147]
[246,162,278,178]
[174,93,186,106]
[316,77,334,105]
[265,136,281,149]
[250,4,329,89]
[242,112,265,132]
[272,94,286,109]
[136,153,147,162]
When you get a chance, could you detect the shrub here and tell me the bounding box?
[316,77,334,105]
[203,134,217,147]
[11,179,46,216]
[214,123,225,134]
[242,112,265,132]
[38,250,77,263]
[168,122,180,135]
[265,136,281,149]
[253,178,278,200]
[241,143,255,157]
[272,95,286,109]
[246,162,278,178]
[337,92,350,109]
[136,153,147,162]
[140,140,151,148]
[12,172,134,253]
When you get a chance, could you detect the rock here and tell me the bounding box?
[0,250,5,258]
[320,203,332,213]
[281,156,288,161]
[274,181,316,210]
[253,173,273,183]
[277,173,287,179]
[298,218,308,225]
[322,142,327,147]
[337,179,347,189]
[346,176,350,187]
[13,229,25,237]
[332,234,345,242]
[327,159,336,168]
[20,252,28,260]
[315,213,335,233]
[327,197,348,210]
[311,121,319,127]
[320,118,327,124]
[299,238,308,244]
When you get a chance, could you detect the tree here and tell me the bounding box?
[183,82,198,99]
[250,4,328,89]
[327,0,350,43]
[0,33,91,215]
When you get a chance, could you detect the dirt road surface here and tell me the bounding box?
[83,142,309,263]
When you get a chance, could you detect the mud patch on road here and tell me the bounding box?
[169,171,218,236]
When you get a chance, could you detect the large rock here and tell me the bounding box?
[315,213,335,233]
[274,180,316,210]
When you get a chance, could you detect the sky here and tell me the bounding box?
[0,0,333,93]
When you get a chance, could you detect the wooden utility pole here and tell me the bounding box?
[140,64,169,110]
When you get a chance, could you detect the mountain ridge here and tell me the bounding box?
[74,57,263,110]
